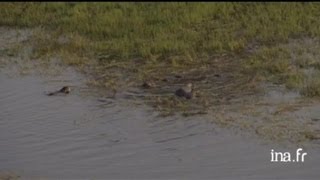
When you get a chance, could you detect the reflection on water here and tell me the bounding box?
[0,69,320,179]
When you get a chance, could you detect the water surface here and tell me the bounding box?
[0,67,320,180]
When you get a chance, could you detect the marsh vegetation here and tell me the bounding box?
[1,2,320,143]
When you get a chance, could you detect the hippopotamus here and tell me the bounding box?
[175,83,193,99]
[47,86,71,96]
[142,80,156,89]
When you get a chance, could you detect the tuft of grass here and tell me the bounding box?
[301,75,320,97]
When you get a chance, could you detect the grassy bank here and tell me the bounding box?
[1,2,320,95]
[1,3,319,59]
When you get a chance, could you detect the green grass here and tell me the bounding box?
[2,2,320,96]
[1,2,320,60]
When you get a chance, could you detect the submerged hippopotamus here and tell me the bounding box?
[47,86,71,96]
[142,80,156,89]
[175,83,193,99]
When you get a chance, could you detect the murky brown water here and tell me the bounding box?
[0,27,320,179]
[0,67,320,180]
